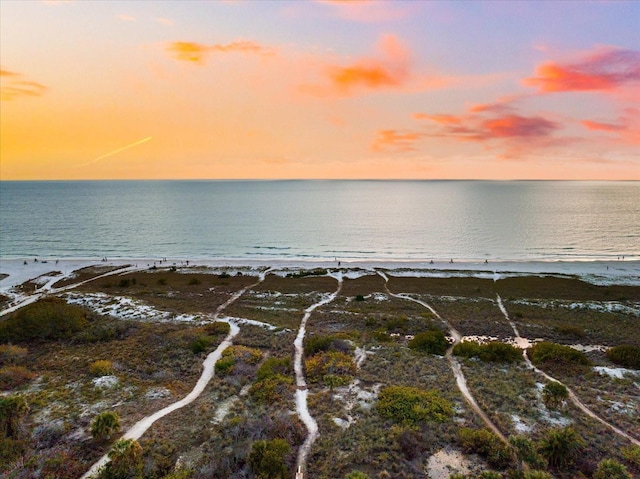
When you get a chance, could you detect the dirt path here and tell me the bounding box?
[80,272,269,479]
[496,295,640,447]
[294,272,343,475]
[378,271,507,442]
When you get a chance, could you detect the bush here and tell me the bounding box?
[528,342,590,371]
[0,366,35,390]
[593,458,631,479]
[408,330,448,355]
[205,321,231,336]
[249,375,294,404]
[355,295,365,302]
[304,335,335,356]
[606,345,640,369]
[89,360,113,377]
[117,279,131,288]
[377,386,453,426]
[256,357,292,381]
[190,335,216,354]
[538,427,583,470]
[458,428,513,469]
[542,381,568,409]
[345,472,370,479]
[622,445,640,467]
[90,411,120,441]
[248,439,290,479]
[454,341,522,363]
[106,438,143,478]
[0,298,87,342]
[305,351,355,386]
[509,435,546,469]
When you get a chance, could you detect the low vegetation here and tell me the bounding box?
[376,385,453,426]
[606,344,640,369]
[453,340,522,363]
[408,329,449,355]
[0,298,87,341]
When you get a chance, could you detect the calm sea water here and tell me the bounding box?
[0,181,638,262]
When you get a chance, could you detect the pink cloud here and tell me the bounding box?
[581,120,625,132]
[524,47,640,93]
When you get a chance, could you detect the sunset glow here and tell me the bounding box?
[1,0,638,180]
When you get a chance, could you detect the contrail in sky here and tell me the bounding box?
[77,136,152,167]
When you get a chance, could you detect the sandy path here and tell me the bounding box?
[80,272,269,479]
[496,295,640,447]
[0,264,139,317]
[294,272,343,474]
[378,271,507,442]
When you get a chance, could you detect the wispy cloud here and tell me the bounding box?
[581,109,640,144]
[523,47,640,93]
[301,34,447,97]
[371,128,424,152]
[155,17,173,26]
[0,70,46,101]
[118,14,136,22]
[167,40,275,64]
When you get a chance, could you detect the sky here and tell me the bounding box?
[1,0,639,180]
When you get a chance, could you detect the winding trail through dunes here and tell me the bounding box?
[81,272,269,479]
[378,271,507,442]
[294,272,343,475]
[496,295,640,447]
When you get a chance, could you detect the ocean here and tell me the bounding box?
[0,180,638,262]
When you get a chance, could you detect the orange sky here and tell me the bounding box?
[1,0,639,180]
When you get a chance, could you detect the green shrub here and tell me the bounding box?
[479,472,502,479]
[0,298,87,342]
[377,386,453,426]
[304,335,335,356]
[621,445,640,467]
[606,345,640,369]
[117,279,131,288]
[542,381,568,409]
[249,375,294,404]
[190,335,216,354]
[305,351,355,386]
[218,272,231,279]
[453,341,483,358]
[89,360,113,377]
[345,472,369,479]
[454,341,521,363]
[523,472,553,479]
[509,435,546,469]
[106,438,143,478]
[215,356,235,375]
[373,329,391,342]
[458,428,513,469]
[528,342,590,371]
[408,330,448,355]
[248,439,290,479]
[256,357,292,381]
[0,366,35,390]
[205,321,231,336]
[355,295,365,302]
[593,458,631,479]
[538,427,583,470]
[90,411,120,441]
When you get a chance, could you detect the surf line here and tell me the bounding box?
[377,271,507,443]
[496,295,640,447]
[81,271,270,479]
[294,271,343,476]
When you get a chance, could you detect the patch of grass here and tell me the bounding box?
[0,366,36,390]
[458,427,513,469]
[89,360,113,377]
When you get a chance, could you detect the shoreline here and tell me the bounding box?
[1,257,639,292]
